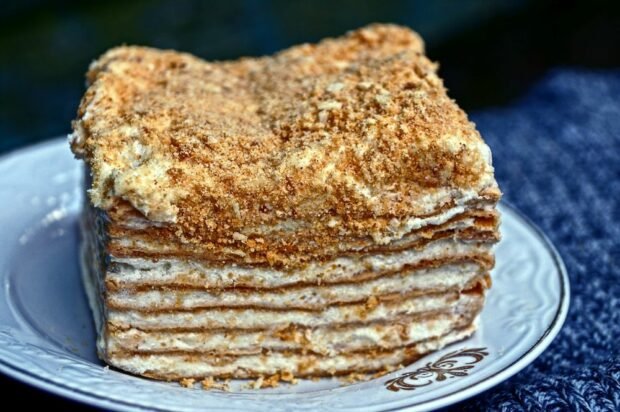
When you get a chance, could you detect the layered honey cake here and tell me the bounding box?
[70,24,501,382]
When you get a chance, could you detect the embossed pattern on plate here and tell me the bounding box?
[0,139,569,412]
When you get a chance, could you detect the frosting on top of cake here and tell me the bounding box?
[71,24,497,241]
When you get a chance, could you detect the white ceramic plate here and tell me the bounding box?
[0,139,569,411]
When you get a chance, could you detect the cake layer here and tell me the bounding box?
[82,187,492,380]
[107,227,498,268]
[107,210,497,254]
[107,300,481,356]
[106,263,486,311]
[107,287,485,331]
[106,239,493,290]
[106,324,476,380]
[104,207,499,267]
[105,195,500,243]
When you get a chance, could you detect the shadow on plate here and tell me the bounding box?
[8,212,100,364]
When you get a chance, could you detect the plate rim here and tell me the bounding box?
[0,139,570,412]
[399,202,570,411]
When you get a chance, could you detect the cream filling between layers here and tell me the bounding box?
[108,239,492,289]
[108,216,483,258]
[370,192,496,244]
[107,292,482,330]
[106,324,476,379]
[107,263,483,310]
[110,188,497,244]
[108,308,478,356]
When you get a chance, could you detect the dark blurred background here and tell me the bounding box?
[1,0,620,153]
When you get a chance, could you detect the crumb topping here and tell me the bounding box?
[71,24,496,242]
[179,378,195,388]
[200,377,230,391]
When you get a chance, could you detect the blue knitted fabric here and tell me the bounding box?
[446,70,620,411]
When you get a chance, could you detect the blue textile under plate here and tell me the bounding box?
[447,70,620,411]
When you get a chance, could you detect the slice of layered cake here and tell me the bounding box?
[70,24,500,382]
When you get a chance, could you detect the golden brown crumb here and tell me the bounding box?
[248,375,264,389]
[200,376,215,389]
[339,372,370,384]
[280,370,299,384]
[262,374,281,388]
[179,378,195,388]
[246,372,301,389]
[366,295,379,310]
[200,377,230,391]
[338,365,399,384]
